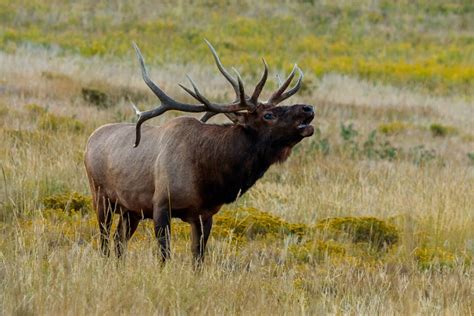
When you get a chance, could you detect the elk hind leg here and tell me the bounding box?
[95,195,114,257]
[114,210,141,258]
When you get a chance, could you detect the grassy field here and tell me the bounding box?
[1,0,473,314]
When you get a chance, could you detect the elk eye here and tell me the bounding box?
[263,113,275,120]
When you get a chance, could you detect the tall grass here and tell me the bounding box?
[1,1,473,314]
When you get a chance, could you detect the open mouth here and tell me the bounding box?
[297,116,314,137]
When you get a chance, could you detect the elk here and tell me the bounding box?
[84,40,314,263]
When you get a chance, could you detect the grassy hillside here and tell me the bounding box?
[2,0,474,95]
[1,1,473,314]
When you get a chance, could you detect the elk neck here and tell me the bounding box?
[196,123,294,209]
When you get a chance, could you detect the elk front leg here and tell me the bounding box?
[153,205,171,262]
[190,216,213,264]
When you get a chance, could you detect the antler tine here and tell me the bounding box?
[133,43,205,112]
[179,84,238,123]
[266,64,302,105]
[231,68,246,102]
[204,39,241,100]
[184,75,213,108]
[250,58,268,104]
[178,83,198,99]
[129,98,141,116]
[273,66,304,104]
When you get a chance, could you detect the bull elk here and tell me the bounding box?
[84,40,315,263]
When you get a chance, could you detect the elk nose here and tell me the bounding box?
[302,105,313,113]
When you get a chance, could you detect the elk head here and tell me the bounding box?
[131,40,314,149]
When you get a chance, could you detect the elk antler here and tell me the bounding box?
[132,42,257,147]
[131,41,303,147]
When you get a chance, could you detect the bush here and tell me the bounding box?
[42,192,92,214]
[81,87,109,108]
[378,121,408,135]
[340,123,358,142]
[414,247,456,270]
[213,207,307,242]
[429,123,457,137]
[468,152,474,164]
[316,216,399,250]
[288,240,346,263]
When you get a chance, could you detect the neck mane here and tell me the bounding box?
[196,124,294,209]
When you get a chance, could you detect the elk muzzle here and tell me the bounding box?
[296,105,315,137]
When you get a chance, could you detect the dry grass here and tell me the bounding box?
[1,44,473,314]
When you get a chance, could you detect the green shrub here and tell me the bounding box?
[429,123,457,137]
[288,240,346,263]
[340,123,358,142]
[376,141,398,160]
[316,216,399,250]
[378,121,408,135]
[467,152,474,163]
[414,247,456,270]
[81,87,109,108]
[42,192,92,214]
[213,207,307,242]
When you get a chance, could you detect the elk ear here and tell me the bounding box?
[226,112,248,125]
[236,112,250,126]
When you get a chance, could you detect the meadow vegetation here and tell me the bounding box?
[1,0,473,314]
